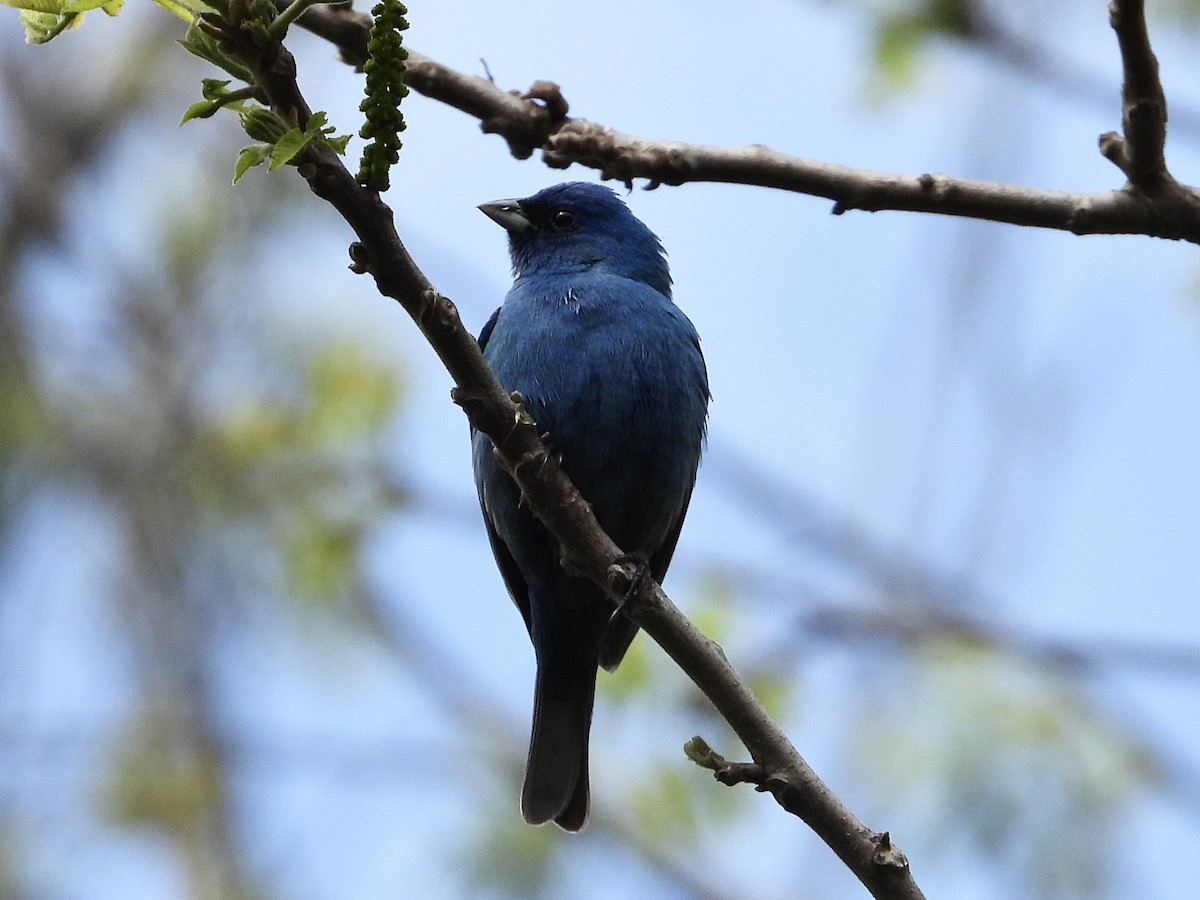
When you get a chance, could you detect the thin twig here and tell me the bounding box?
[1099,0,1171,188]
[296,3,1200,244]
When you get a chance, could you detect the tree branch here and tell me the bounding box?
[609,569,922,899]
[1099,0,1169,187]
[212,12,927,900]
[296,1,1200,244]
[230,0,1193,890]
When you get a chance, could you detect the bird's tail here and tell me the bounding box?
[522,662,597,831]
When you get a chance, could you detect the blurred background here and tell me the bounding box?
[2,0,1200,897]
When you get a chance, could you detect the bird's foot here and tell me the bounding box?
[611,551,651,602]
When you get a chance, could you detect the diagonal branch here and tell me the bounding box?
[222,14,927,900]
[296,2,1200,244]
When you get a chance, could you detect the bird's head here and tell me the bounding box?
[479,182,672,297]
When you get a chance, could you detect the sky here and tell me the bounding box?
[3,0,1200,897]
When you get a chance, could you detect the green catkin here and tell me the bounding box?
[357,0,409,192]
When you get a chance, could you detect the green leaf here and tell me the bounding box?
[178,21,256,83]
[268,127,309,170]
[318,131,351,155]
[262,113,352,169]
[154,0,194,19]
[65,0,122,11]
[1,0,61,12]
[200,77,232,99]
[149,0,213,20]
[181,82,254,125]
[17,8,78,42]
[180,99,219,124]
[1,0,117,12]
[7,0,122,39]
[306,111,352,153]
[233,144,270,183]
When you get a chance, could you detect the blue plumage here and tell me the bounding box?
[473,183,709,831]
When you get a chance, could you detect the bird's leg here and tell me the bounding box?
[611,551,651,604]
[538,432,562,467]
[514,432,560,513]
[560,551,649,606]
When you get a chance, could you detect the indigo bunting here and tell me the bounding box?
[473,182,709,831]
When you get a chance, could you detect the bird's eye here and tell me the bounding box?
[550,210,577,230]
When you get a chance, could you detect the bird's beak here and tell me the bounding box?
[478,199,534,235]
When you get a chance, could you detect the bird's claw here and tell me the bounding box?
[611,551,651,604]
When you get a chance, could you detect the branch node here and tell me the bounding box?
[725,764,768,787]
[513,447,551,479]
[449,386,484,418]
[347,241,370,274]
[683,735,726,769]
[871,831,911,870]
[418,289,461,334]
[683,736,771,788]
[522,80,569,124]
[1098,131,1130,179]
[477,81,569,161]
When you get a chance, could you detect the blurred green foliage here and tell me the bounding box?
[106,709,224,834]
[857,639,1152,897]
[872,0,978,85]
[0,41,408,892]
[466,811,559,897]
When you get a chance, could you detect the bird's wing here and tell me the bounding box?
[475,305,535,634]
[479,498,534,636]
[477,306,501,352]
[469,307,503,445]
[648,483,696,586]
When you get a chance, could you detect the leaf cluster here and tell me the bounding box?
[233,108,351,182]
[1,0,123,44]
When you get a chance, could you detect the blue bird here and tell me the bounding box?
[473,182,709,831]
